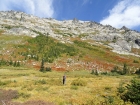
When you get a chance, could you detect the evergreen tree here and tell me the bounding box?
[95,69,99,75]
[122,63,129,75]
[13,61,17,67]
[40,59,45,72]
[91,69,95,75]
[135,68,140,75]
[118,79,140,104]
[9,60,13,65]
[17,61,20,67]
[111,66,119,73]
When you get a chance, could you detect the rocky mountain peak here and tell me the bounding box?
[0,11,140,56]
[72,18,79,23]
[121,26,130,31]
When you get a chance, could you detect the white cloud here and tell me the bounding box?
[100,0,140,29]
[0,0,54,18]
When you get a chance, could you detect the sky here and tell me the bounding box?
[0,0,140,32]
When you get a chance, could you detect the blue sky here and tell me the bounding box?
[53,0,118,21]
[0,0,140,31]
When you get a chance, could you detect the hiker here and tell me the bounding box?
[63,75,66,85]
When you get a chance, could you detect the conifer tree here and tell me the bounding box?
[40,59,45,72]
[9,60,13,65]
[17,61,20,67]
[118,79,140,104]
[95,69,99,75]
[135,68,140,75]
[13,61,17,67]
[122,63,129,75]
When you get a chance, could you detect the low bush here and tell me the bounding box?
[0,80,12,86]
[18,92,31,99]
[104,86,112,91]
[107,72,120,76]
[34,79,47,85]
[46,67,52,72]
[71,78,87,86]
[133,60,139,63]
[105,96,114,104]
[101,72,108,75]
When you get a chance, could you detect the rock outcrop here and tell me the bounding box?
[0,11,140,56]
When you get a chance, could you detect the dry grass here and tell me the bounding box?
[0,68,135,105]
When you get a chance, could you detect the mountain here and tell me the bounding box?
[0,11,140,72]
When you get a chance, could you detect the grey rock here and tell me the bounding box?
[121,26,130,31]
[72,18,79,24]
[0,11,140,56]
[116,40,131,52]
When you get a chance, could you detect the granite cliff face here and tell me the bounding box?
[0,11,140,56]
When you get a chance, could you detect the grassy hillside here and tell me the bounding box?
[0,30,140,72]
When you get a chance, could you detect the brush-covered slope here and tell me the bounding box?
[0,11,140,71]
